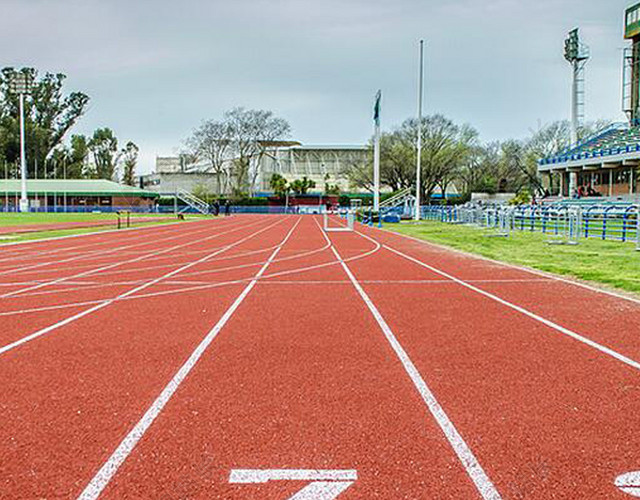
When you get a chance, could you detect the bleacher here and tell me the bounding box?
[539,123,640,166]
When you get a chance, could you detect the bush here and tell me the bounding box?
[508,190,532,206]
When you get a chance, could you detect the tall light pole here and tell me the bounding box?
[415,40,425,221]
[9,72,33,213]
[564,29,589,197]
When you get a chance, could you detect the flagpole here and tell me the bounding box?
[373,90,381,212]
[415,40,424,221]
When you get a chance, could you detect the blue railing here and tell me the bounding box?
[419,204,640,244]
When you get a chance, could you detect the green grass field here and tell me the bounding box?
[0,212,206,244]
[0,212,165,226]
[385,221,640,296]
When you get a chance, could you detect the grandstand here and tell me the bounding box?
[539,123,640,198]
[538,3,640,200]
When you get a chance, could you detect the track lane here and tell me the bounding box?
[333,225,640,498]
[0,216,298,498]
[0,217,241,286]
[0,217,266,315]
[81,217,489,499]
[360,226,640,375]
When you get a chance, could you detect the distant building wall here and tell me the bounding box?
[253,146,371,194]
[140,172,222,196]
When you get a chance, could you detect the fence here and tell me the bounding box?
[420,204,640,247]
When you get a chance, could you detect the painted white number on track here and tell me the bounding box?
[616,471,640,497]
[229,469,357,499]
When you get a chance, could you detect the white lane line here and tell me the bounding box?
[0,217,210,264]
[0,235,381,318]
[76,217,300,500]
[0,214,216,252]
[0,218,223,277]
[322,237,501,499]
[376,226,640,307]
[0,218,263,299]
[0,218,286,356]
[380,242,640,373]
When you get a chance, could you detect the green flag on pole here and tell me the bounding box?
[373,90,381,127]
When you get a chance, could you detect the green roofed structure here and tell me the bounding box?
[0,179,159,211]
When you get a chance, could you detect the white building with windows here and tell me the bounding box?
[251,144,369,194]
[140,144,371,196]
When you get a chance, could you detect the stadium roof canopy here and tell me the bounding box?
[0,179,159,198]
[538,123,640,172]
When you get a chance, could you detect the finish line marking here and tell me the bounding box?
[229,469,357,499]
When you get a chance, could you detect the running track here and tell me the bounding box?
[1,214,639,499]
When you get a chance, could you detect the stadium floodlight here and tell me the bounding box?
[8,72,34,213]
[563,29,589,147]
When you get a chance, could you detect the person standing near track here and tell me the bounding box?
[224,199,231,216]
[212,199,220,216]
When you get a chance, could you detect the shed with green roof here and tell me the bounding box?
[0,179,159,210]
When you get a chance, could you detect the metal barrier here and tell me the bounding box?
[420,203,640,245]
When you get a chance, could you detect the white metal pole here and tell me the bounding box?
[373,90,381,212]
[63,158,67,212]
[373,121,381,212]
[414,40,424,221]
[19,92,28,212]
[4,160,7,212]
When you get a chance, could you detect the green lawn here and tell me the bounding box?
[0,213,206,244]
[385,221,640,296]
[0,212,166,226]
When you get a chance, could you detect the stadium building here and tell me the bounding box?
[0,179,159,211]
[140,144,370,197]
[538,3,640,200]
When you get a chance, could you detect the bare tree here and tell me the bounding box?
[184,120,231,195]
[224,107,291,194]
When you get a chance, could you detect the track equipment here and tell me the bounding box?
[323,210,355,232]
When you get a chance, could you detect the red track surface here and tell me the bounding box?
[0,215,639,499]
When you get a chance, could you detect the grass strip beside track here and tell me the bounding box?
[385,221,640,296]
[0,216,205,244]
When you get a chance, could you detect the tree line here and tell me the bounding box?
[345,115,609,202]
[0,67,139,185]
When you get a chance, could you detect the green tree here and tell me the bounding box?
[121,141,139,186]
[269,173,289,198]
[0,67,89,177]
[290,176,316,195]
[89,128,119,180]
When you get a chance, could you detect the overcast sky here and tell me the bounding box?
[0,0,634,173]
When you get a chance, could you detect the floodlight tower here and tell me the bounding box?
[564,29,590,146]
[564,29,589,196]
[8,72,33,213]
[623,3,640,125]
